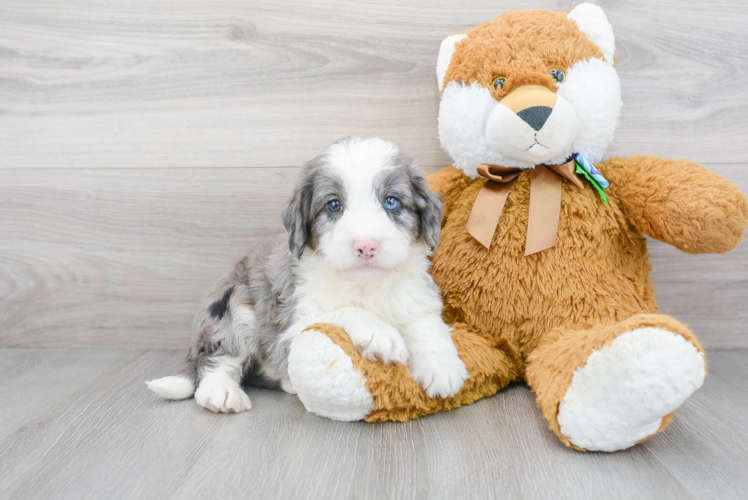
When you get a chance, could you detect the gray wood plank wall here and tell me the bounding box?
[1,0,747,348]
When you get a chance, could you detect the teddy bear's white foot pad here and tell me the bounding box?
[288,329,374,421]
[557,327,705,452]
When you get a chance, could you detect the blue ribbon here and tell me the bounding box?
[572,153,609,189]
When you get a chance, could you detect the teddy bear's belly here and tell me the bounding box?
[431,179,658,356]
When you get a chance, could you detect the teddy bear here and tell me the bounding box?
[285,3,748,451]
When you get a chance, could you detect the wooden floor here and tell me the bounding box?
[1,348,746,500]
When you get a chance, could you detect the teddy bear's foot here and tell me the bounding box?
[288,327,374,421]
[557,327,705,451]
[527,314,706,452]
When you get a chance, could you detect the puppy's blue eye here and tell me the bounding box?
[383,197,399,211]
[327,200,342,213]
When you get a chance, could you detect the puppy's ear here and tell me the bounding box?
[407,164,443,251]
[282,173,313,258]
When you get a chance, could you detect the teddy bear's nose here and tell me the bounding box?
[517,106,553,131]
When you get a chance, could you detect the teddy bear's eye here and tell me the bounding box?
[492,77,506,90]
[548,68,565,84]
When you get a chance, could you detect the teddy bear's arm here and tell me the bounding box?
[600,155,748,254]
[427,166,469,221]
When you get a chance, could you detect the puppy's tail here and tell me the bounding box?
[147,375,195,400]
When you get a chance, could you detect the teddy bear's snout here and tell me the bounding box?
[484,84,578,165]
[517,106,553,131]
[500,84,558,125]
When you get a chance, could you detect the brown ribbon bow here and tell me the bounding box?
[466,159,583,255]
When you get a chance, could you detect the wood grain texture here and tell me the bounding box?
[0,167,295,348]
[0,0,747,169]
[0,348,746,499]
[640,349,748,499]
[1,164,746,349]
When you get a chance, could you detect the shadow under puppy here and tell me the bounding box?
[147,137,468,413]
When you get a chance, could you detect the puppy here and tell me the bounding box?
[147,137,468,412]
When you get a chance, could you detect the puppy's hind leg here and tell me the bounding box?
[195,355,253,413]
[192,297,258,413]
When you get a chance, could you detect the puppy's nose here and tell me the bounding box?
[517,106,553,131]
[353,239,379,259]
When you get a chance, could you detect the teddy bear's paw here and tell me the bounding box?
[557,327,705,452]
[348,321,409,365]
[288,329,374,421]
[409,349,469,399]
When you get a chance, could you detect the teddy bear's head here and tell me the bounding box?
[437,3,621,178]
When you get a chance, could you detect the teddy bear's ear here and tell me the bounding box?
[568,3,615,64]
[436,33,467,91]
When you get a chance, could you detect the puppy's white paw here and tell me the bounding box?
[349,322,409,365]
[195,381,252,413]
[409,350,469,399]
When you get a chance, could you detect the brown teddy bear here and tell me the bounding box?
[287,3,748,451]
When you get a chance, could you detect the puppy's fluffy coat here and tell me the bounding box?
[148,138,468,413]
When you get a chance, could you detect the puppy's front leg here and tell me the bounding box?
[315,307,409,365]
[402,316,469,399]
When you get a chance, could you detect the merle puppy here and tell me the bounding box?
[147,137,468,413]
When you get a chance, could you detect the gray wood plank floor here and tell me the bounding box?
[1,348,746,500]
